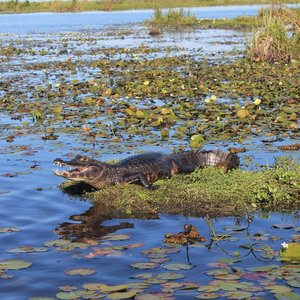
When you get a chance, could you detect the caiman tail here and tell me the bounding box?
[169,150,240,173]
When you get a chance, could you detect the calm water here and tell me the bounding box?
[0,4,297,34]
[0,6,300,300]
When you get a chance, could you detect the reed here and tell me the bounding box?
[247,6,300,62]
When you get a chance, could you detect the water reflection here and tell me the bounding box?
[55,199,158,242]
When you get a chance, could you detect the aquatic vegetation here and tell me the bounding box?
[147,8,200,28]
[247,6,300,62]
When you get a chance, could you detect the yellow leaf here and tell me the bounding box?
[237,109,249,119]
[52,106,63,115]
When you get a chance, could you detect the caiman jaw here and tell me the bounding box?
[53,159,89,181]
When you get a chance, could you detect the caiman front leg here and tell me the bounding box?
[123,173,157,190]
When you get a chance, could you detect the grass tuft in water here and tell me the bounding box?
[147,8,200,28]
[247,6,300,63]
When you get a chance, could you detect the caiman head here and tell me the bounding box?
[54,156,111,188]
[54,155,103,167]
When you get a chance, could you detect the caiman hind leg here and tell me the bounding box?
[123,173,157,190]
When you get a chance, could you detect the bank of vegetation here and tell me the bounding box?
[146,5,300,62]
[61,156,300,218]
[0,0,297,14]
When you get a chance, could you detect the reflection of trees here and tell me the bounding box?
[55,202,158,242]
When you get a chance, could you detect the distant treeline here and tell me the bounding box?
[0,0,296,14]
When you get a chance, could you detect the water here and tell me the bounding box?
[0,4,297,34]
[0,6,300,300]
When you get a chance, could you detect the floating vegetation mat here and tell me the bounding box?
[0,28,299,153]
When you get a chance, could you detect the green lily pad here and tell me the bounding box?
[196,293,220,299]
[222,291,252,299]
[163,263,192,271]
[0,260,32,270]
[280,243,300,262]
[274,292,300,300]
[103,234,131,241]
[266,285,292,294]
[131,262,159,270]
[64,268,96,276]
[99,284,128,293]
[218,258,241,264]
[287,280,300,288]
[189,134,205,148]
[107,291,136,299]
[56,291,81,300]
[7,246,48,253]
[197,286,220,292]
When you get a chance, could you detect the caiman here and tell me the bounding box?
[54,150,239,190]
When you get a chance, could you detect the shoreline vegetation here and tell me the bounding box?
[61,156,300,218]
[0,0,297,14]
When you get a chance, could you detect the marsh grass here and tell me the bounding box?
[247,6,300,62]
[61,157,300,218]
[148,8,199,28]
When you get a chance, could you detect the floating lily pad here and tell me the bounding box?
[222,291,252,299]
[280,243,300,262]
[196,292,220,299]
[131,262,159,270]
[0,260,32,270]
[99,284,128,293]
[64,268,96,276]
[266,285,292,294]
[107,291,136,299]
[7,246,48,253]
[218,258,240,264]
[156,272,185,280]
[197,286,220,292]
[103,234,131,241]
[163,263,192,271]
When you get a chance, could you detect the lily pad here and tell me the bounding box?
[103,234,131,241]
[107,291,136,299]
[64,268,96,276]
[196,293,220,299]
[7,246,48,253]
[131,262,159,270]
[280,243,300,262]
[163,263,192,271]
[0,260,32,270]
[222,291,252,299]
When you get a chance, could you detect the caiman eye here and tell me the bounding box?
[80,157,88,162]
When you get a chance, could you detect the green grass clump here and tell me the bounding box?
[61,157,300,218]
[148,8,199,28]
[247,6,300,62]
